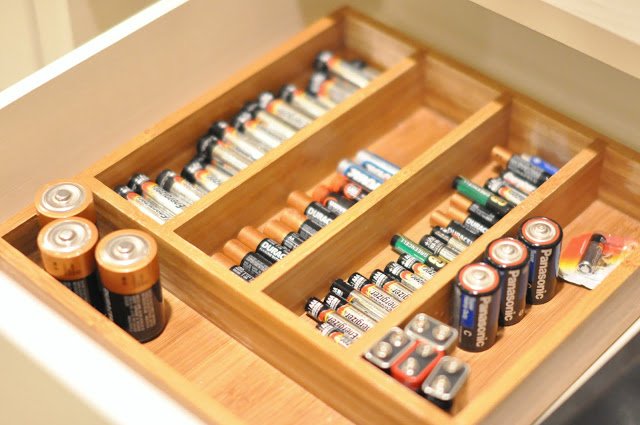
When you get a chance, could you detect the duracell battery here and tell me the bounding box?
[35,179,97,226]
[37,217,104,312]
[450,193,499,227]
[223,239,271,278]
[312,185,355,216]
[210,252,254,282]
[287,190,337,228]
[447,207,490,234]
[430,211,479,247]
[280,208,322,240]
[328,174,368,201]
[263,220,305,251]
[237,226,290,264]
[96,229,166,342]
[492,146,550,186]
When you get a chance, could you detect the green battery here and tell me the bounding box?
[452,176,512,217]
[390,234,447,271]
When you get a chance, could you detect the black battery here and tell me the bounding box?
[452,263,501,352]
[484,237,530,326]
[518,216,562,304]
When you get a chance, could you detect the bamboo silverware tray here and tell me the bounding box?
[2,7,640,425]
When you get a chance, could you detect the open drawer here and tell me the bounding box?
[1,7,639,425]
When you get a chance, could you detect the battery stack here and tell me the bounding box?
[212,150,400,281]
[364,315,470,413]
[110,51,381,225]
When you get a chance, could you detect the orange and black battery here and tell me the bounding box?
[210,252,254,282]
[305,297,363,340]
[328,174,369,202]
[223,239,271,278]
[238,226,290,264]
[263,220,305,251]
[390,340,444,391]
[312,185,356,216]
[316,323,353,348]
[34,179,97,226]
[369,269,413,301]
[287,191,337,228]
[38,217,104,313]
[95,229,166,342]
[280,208,322,241]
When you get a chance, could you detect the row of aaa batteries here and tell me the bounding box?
[212,150,401,279]
[33,179,167,342]
[111,51,380,224]
[304,147,559,344]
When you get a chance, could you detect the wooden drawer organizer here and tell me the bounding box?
[2,7,640,425]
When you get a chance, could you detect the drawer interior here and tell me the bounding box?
[93,11,416,220]
[3,7,640,425]
[175,53,499,264]
[1,195,348,425]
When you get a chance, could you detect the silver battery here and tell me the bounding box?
[329,279,388,322]
[39,182,87,215]
[308,72,354,104]
[421,356,470,411]
[405,313,458,354]
[316,323,353,348]
[501,170,537,195]
[280,83,328,119]
[384,262,427,291]
[354,149,400,180]
[578,234,606,274]
[258,92,313,130]
[116,186,174,224]
[315,51,370,89]
[233,110,283,149]
[129,174,188,215]
[212,121,267,161]
[364,327,413,370]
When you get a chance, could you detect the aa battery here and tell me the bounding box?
[430,212,479,246]
[129,173,188,216]
[446,208,490,235]
[337,159,384,192]
[314,51,371,89]
[307,72,355,104]
[280,208,322,240]
[430,227,469,254]
[258,91,313,130]
[450,193,499,227]
[485,177,528,206]
[35,180,96,226]
[243,101,297,140]
[501,170,538,195]
[37,217,104,312]
[370,269,413,301]
[238,226,290,264]
[156,169,206,204]
[347,272,401,311]
[328,175,369,201]
[419,235,460,262]
[210,121,267,162]
[115,185,174,224]
[485,237,530,326]
[405,313,458,354]
[518,217,562,305]
[198,133,252,172]
[452,176,512,217]
[391,341,444,391]
[233,110,283,149]
[364,327,413,371]
[421,356,470,413]
[181,158,221,192]
[210,252,254,282]
[492,146,550,186]
[390,234,447,271]
[223,239,271,278]
[329,279,388,321]
[349,59,381,80]
[396,254,439,281]
[312,185,355,216]
[96,230,166,342]
[354,150,400,181]
[316,323,353,348]
[324,293,377,331]
[287,191,337,228]
[279,84,328,119]
[305,298,363,340]
[263,220,305,251]
[385,262,427,291]
[578,234,606,274]
[520,153,559,175]
[452,263,501,352]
